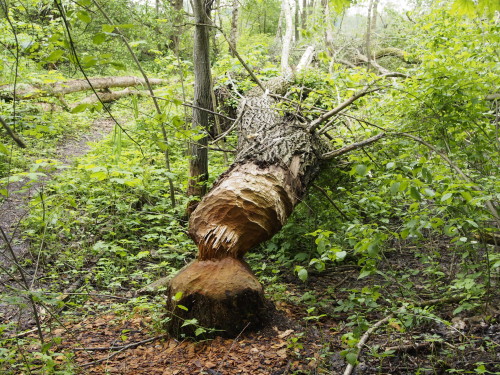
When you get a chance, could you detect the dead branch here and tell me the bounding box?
[72,88,147,109]
[384,341,434,353]
[73,335,168,352]
[343,315,393,375]
[79,335,168,367]
[321,133,386,159]
[309,88,380,132]
[296,46,315,72]
[211,99,246,143]
[313,184,350,221]
[0,114,27,148]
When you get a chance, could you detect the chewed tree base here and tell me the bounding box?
[165,257,267,338]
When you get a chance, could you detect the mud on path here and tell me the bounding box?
[0,117,115,325]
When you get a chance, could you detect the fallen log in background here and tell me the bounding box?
[0,76,167,100]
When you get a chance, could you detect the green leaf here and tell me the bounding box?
[441,192,453,202]
[177,305,188,311]
[461,191,472,202]
[129,40,147,48]
[0,189,8,196]
[297,268,308,282]
[156,140,169,151]
[424,188,435,197]
[110,62,126,70]
[93,33,106,45]
[336,251,347,261]
[45,50,64,62]
[410,186,421,201]
[76,10,91,24]
[390,182,400,195]
[81,55,98,68]
[71,104,90,113]
[102,24,116,33]
[451,0,477,17]
[90,171,107,181]
[345,352,358,365]
[181,318,198,327]
[355,164,367,176]
[173,292,183,301]
[116,24,136,29]
[0,142,8,155]
[195,327,206,336]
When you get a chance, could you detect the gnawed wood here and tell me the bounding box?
[166,46,324,338]
[166,257,265,338]
[189,164,297,260]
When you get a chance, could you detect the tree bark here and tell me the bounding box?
[186,0,214,213]
[169,0,184,50]
[229,0,239,57]
[0,76,168,100]
[281,0,294,77]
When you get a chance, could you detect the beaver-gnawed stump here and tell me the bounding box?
[165,257,265,338]
[164,69,325,337]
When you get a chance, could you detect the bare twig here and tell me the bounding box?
[216,322,250,372]
[309,88,380,132]
[181,101,235,122]
[321,133,385,159]
[343,315,393,375]
[211,99,246,143]
[313,184,350,221]
[0,114,27,148]
[80,335,168,367]
[0,226,44,343]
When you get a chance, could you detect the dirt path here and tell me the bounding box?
[0,117,115,324]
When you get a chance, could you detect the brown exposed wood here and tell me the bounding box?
[166,257,265,338]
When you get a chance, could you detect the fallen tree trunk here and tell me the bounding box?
[0,76,167,100]
[166,80,329,337]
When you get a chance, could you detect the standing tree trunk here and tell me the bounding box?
[302,0,307,31]
[294,0,300,41]
[281,0,294,77]
[169,0,184,51]
[229,0,239,57]
[365,0,379,70]
[187,0,213,213]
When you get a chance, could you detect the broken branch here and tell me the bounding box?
[309,88,380,132]
[321,133,385,159]
[0,115,27,148]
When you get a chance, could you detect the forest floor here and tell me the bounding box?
[1,118,499,374]
[11,246,500,374]
[0,117,114,325]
